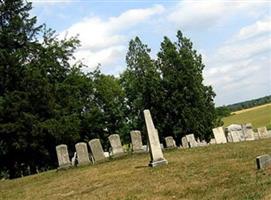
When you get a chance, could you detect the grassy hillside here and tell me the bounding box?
[223,103,271,128]
[1,139,271,200]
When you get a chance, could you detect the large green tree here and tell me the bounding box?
[0,0,83,178]
[157,31,216,141]
[121,32,216,144]
[120,37,162,141]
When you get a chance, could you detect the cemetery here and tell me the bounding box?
[55,109,271,171]
[1,1,270,199]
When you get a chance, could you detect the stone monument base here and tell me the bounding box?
[149,159,168,167]
[57,163,72,170]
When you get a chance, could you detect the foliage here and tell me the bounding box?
[121,32,216,143]
[0,0,217,178]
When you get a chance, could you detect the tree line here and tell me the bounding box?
[0,0,217,178]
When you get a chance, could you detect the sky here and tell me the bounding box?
[29,0,271,106]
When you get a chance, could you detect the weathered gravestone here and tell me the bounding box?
[181,136,189,148]
[209,138,216,144]
[229,131,241,143]
[88,139,106,163]
[241,124,255,141]
[186,134,197,148]
[254,131,260,140]
[165,136,176,149]
[257,127,270,138]
[108,134,124,157]
[144,109,168,167]
[56,144,71,169]
[227,134,233,143]
[212,127,227,144]
[256,154,271,169]
[130,130,144,153]
[75,142,91,166]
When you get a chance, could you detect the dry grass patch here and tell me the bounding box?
[1,139,271,200]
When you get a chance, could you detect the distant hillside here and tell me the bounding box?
[226,95,271,112]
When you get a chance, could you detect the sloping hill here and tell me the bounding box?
[1,139,271,200]
[223,103,271,128]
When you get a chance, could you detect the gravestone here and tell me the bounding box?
[165,136,176,149]
[130,130,144,153]
[229,131,241,143]
[75,142,90,166]
[242,124,255,141]
[142,145,149,152]
[254,131,260,140]
[144,109,168,167]
[181,136,189,148]
[71,152,77,166]
[88,139,106,163]
[56,144,71,169]
[257,127,269,138]
[209,138,216,144]
[227,133,233,143]
[186,134,197,148]
[212,127,227,144]
[108,134,124,156]
[256,154,271,169]
[104,152,110,158]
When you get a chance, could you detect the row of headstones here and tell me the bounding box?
[56,131,177,169]
[212,124,271,144]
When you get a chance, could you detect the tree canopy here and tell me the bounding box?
[0,0,217,178]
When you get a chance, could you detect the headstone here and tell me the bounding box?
[227,124,242,131]
[108,134,124,156]
[254,131,260,140]
[209,138,216,144]
[242,124,255,141]
[165,136,176,149]
[144,109,168,167]
[142,145,149,152]
[130,130,144,153]
[88,139,106,163]
[181,136,189,148]
[227,134,233,143]
[256,154,271,169]
[212,127,227,144]
[160,143,164,149]
[71,152,77,166]
[229,131,241,143]
[104,152,110,158]
[238,130,246,141]
[257,127,269,138]
[186,134,197,148]
[75,142,90,166]
[56,144,71,169]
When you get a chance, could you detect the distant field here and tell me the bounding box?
[223,103,271,128]
[1,139,271,200]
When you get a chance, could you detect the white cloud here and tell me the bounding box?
[235,17,271,41]
[204,18,271,105]
[167,1,269,30]
[61,5,164,73]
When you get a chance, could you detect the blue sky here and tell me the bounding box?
[30,0,271,106]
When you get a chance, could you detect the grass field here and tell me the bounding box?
[223,103,271,128]
[1,139,271,200]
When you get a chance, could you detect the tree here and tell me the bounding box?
[157,31,216,141]
[0,0,81,178]
[120,37,162,141]
[121,32,216,144]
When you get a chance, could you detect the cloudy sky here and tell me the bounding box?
[30,0,271,106]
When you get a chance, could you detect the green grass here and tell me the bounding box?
[223,103,271,128]
[1,139,271,200]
